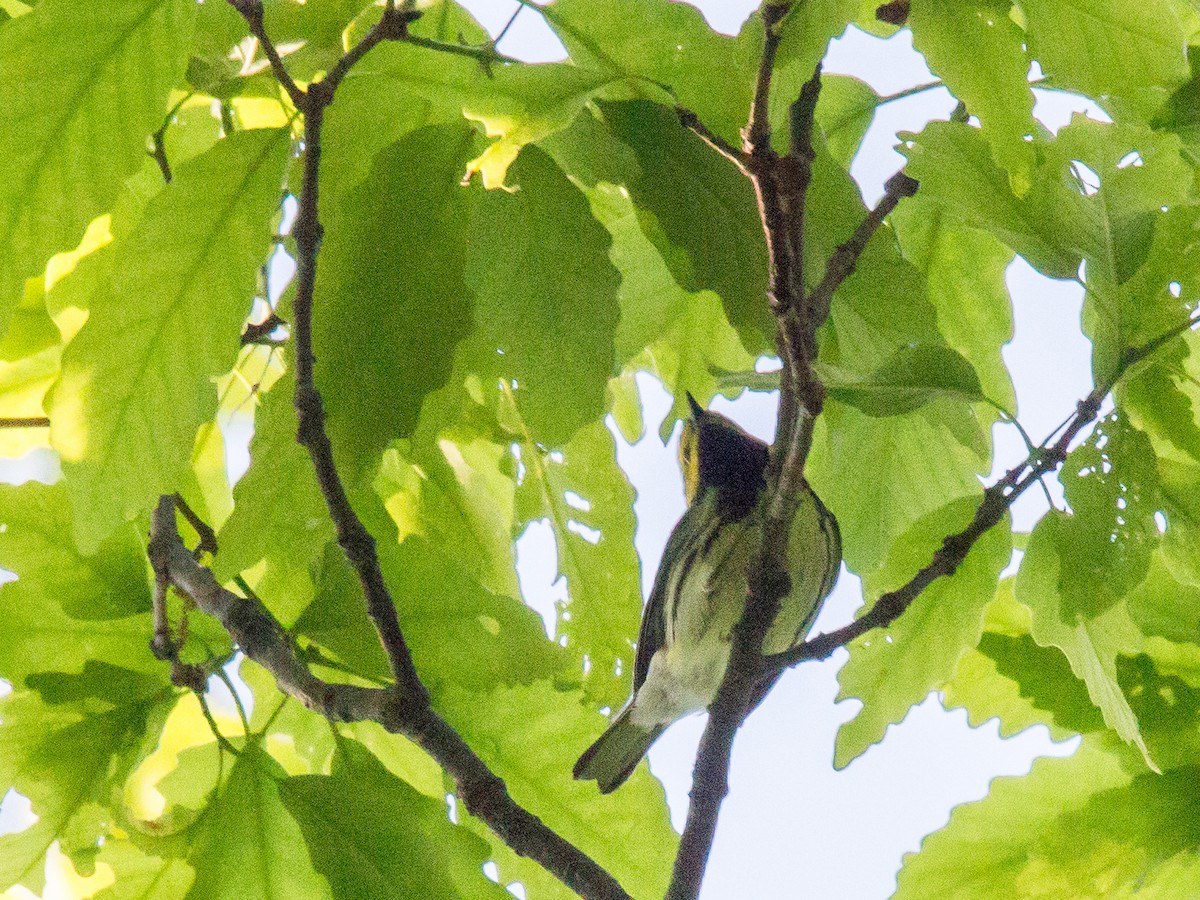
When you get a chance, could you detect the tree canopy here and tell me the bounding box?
[1,0,1199,897]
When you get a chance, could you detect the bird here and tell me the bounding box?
[573,393,841,793]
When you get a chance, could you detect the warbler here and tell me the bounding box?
[574,394,841,793]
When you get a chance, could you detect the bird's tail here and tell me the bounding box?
[573,707,664,793]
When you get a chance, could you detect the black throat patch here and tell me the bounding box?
[696,418,769,521]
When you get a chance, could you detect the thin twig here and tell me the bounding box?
[241,311,288,345]
[147,498,632,900]
[174,492,218,559]
[212,663,253,737]
[400,33,520,71]
[808,170,918,326]
[149,92,194,185]
[676,106,750,170]
[150,130,172,184]
[198,692,242,756]
[0,417,49,428]
[492,3,524,47]
[989,402,1056,508]
[229,1,305,107]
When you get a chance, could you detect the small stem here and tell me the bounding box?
[213,664,252,737]
[401,33,520,68]
[229,0,305,107]
[677,106,750,171]
[492,3,524,46]
[173,492,218,559]
[150,130,172,184]
[198,693,242,756]
[241,311,288,345]
[876,79,943,105]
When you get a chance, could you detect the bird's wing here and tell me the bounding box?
[633,491,721,690]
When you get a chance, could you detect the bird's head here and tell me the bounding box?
[679,394,770,517]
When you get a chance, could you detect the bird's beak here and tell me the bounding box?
[686,392,704,420]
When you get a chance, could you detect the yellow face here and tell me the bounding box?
[678,419,701,505]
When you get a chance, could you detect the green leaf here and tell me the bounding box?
[326,4,613,194]
[909,0,1033,184]
[0,683,166,892]
[944,579,1108,738]
[813,75,881,169]
[0,0,196,329]
[214,370,333,624]
[542,0,759,145]
[1119,356,1200,466]
[506,417,641,706]
[892,196,1016,412]
[295,517,563,693]
[376,436,519,600]
[1057,415,1161,616]
[597,100,773,352]
[896,739,1200,899]
[187,744,330,900]
[1018,511,1155,769]
[818,342,986,417]
[1157,459,1200,587]
[1021,0,1191,98]
[807,402,987,574]
[48,128,290,554]
[442,682,677,900]
[0,482,164,686]
[835,500,1011,767]
[0,281,59,459]
[93,840,195,900]
[1119,651,1200,770]
[313,123,478,482]
[900,120,1090,279]
[1126,550,1200,644]
[551,175,753,433]
[1046,118,1197,383]
[279,739,508,900]
[946,635,1103,740]
[463,146,619,446]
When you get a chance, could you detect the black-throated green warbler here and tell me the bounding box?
[574,394,841,793]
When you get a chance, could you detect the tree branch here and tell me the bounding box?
[230,0,429,698]
[229,1,305,108]
[807,170,918,327]
[772,312,1200,668]
[215,7,633,898]
[668,4,841,897]
[240,311,288,345]
[0,417,49,428]
[667,0,932,886]
[147,498,632,900]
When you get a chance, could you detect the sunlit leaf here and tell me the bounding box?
[0,0,196,330]
[49,128,289,553]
